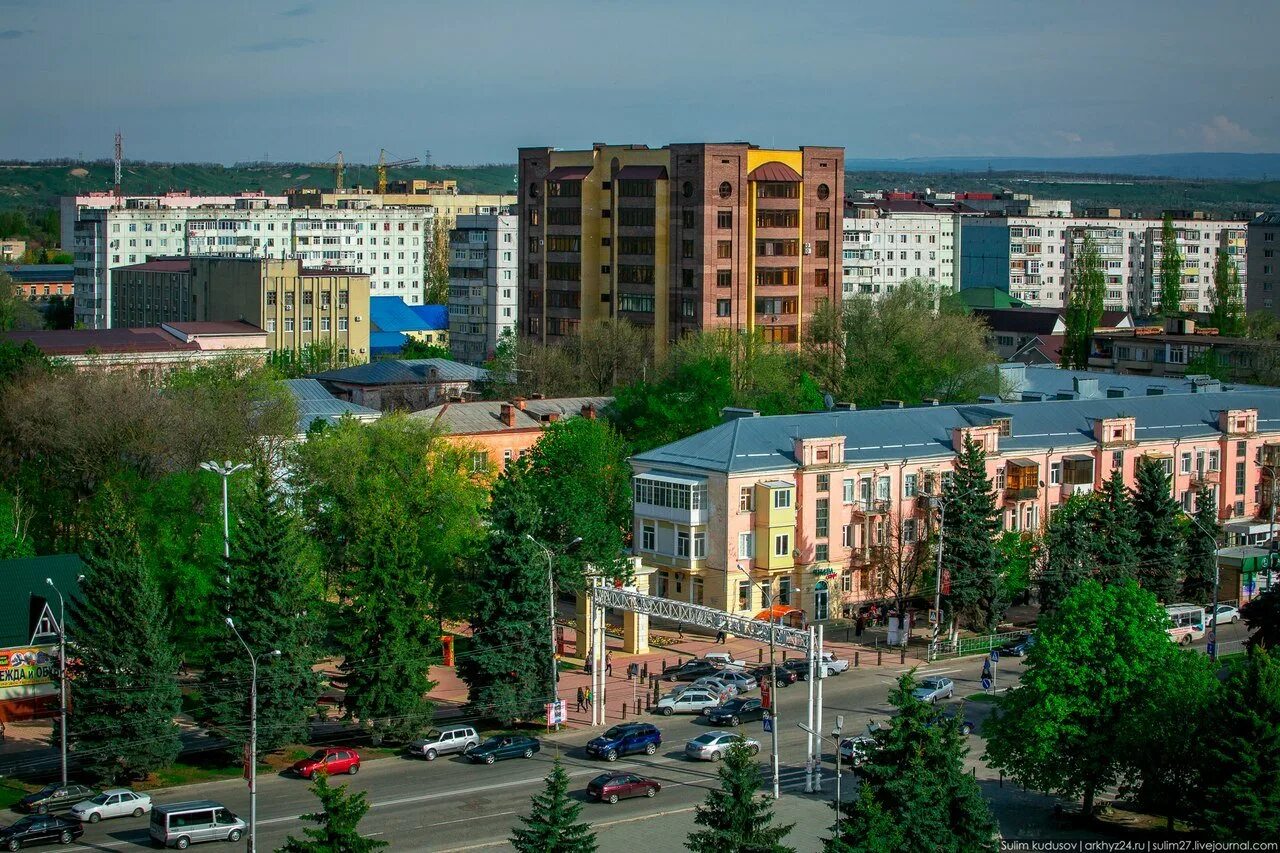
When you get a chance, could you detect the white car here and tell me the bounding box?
[819,652,850,675]
[1210,604,1241,625]
[715,670,757,694]
[685,731,761,761]
[656,688,720,716]
[702,652,747,670]
[838,735,877,767]
[70,789,152,823]
[685,677,739,702]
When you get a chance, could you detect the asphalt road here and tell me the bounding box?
[47,619,1250,851]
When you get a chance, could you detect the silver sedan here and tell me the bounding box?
[684,731,761,761]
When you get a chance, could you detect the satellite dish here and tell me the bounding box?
[823,393,835,411]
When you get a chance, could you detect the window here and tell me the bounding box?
[284,318,294,332]
[470,452,488,473]
[717,210,733,228]
[739,486,754,512]
[778,577,791,604]
[739,581,751,610]
[676,530,690,558]
[682,240,694,259]
[815,499,829,538]
[1181,453,1192,474]
[902,518,918,543]
[774,534,790,557]
[716,299,731,317]
[338,317,348,331]
[842,524,852,547]
[642,523,655,551]
[717,241,733,259]
[681,209,695,228]
[815,240,830,258]
[816,473,829,493]
[815,211,830,230]
[1049,462,1061,485]
[1209,450,1220,471]
[719,181,732,199]
[693,531,706,559]
[716,269,732,287]
[773,489,792,509]
[815,543,830,562]
[843,479,854,502]
[1236,461,1247,496]
[301,317,313,332]
[876,476,890,501]
[903,474,918,497]
[739,532,755,559]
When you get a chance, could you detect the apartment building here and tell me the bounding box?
[842,195,967,298]
[448,214,519,364]
[629,390,1280,620]
[1090,317,1274,382]
[962,212,1248,315]
[1247,213,1280,316]
[518,143,844,351]
[111,257,370,357]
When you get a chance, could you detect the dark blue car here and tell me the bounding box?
[585,723,661,762]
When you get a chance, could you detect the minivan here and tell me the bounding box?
[149,801,246,849]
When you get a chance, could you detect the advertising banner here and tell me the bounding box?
[0,645,59,702]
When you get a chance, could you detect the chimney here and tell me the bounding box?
[580,403,597,420]
[922,398,940,406]
[500,403,516,427]
[513,396,527,410]
[547,412,561,422]
[881,400,904,409]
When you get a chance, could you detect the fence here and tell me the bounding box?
[932,629,1031,660]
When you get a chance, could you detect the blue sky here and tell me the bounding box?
[1,0,1276,165]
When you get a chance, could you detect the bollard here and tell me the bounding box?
[877,649,882,666]
[999,770,1004,788]
[645,694,651,711]
[662,658,667,672]
[758,648,763,663]
[900,648,906,665]
[635,699,640,715]
[621,702,627,720]
[854,651,859,668]
[641,663,648,681]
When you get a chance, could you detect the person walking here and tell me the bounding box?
[576,685,585,712]
[677,622,684,639]
[605,652,613,677]
[981,657,993,683]
[855,614,865,638]
[585,686,592,708]
[585,647,593,675]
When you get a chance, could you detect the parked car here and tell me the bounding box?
[468,735,541,764]
[714,670,757,693]
[656,688,719,716]
[407,726,480,761]
[781,660,814,681]
[662,660,723,682]
[17,783,95,815]
[685,731,761,761]
[586,772,661,804]
[702,652,747,669]
[586,723,661,761]
[0,815,83,849]
[290,747,361,779]
[1000,634,1036,656]
[704,697,767,727]
[69,789,152,823]
[686,676,738,701]
[1210,604,1241,625]
[911,677,955,703]
[934,705,975,736]
[838,735,877,767]
[750,665,797,688]
[149,801,244,849]
[819,652,850,675]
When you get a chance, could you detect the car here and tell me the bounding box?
[17,783,96,815]
[838,735,878,767]
[934,705,975,736]
[0,814,83,849]
[714,670,757,693]
[290,747,361,779]
[407,726,480,761]
[662,660,723,682]
[781,660,815,681]
[686,676,739,701]
[911,677,955,703]
[655,688,719,716]
[586,772,661,804]
[586,723,661,761]
[1210,604,1241,625]
[468,735,541,764]
[1001,634,1036,656]
[702,652,747,669]
[704,697,767,727]
[819,652,850,675]
[750,665,797,688]
[685,731,761,761]
[69,789,152,824]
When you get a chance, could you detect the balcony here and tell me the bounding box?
[1004,458,1040,503]
[1060,482,1094,498]
[850,498,891,517]
[1191,469,1220,487]
[1004,487,1040,503]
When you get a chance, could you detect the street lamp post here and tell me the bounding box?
[201,461,251,561]
[798,716,844,837]
[1185,508,1223,661]
[930,497,946,660]
[735,563,781,799]
[45,576,81,787]
[226,617,279,853]
[526,534,582,728]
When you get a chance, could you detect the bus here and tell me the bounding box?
[1165,604,1207,646]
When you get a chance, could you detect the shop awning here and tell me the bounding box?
[753,604,803,622]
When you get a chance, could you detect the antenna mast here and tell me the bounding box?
[113,132,123,205]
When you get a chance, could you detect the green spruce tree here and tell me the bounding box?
[1159,213,1185,318]
[510,758,598,853]
[1197,647,1280,840]
[1242,585,1280,652]
[1038,495,1101,611]
[1063,233,1105,370]
[201,465,324,752]
[277,771,388,852]
[458,457,555,725]
[827,673,997,853]
[941,434,1002,631]
[1132,456,1185,603]
[1209,250,1245,337]
[686,739,795,853]
[1182,485,1222,602]
[1094,469,1139,583]
[68,487,183,782]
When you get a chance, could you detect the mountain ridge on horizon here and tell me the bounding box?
[844,152,1280,181]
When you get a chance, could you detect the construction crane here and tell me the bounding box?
[376,148,419,194]
[334,150,344,192]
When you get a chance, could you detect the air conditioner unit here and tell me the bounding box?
[354,315,362,322]
[803,243,813,255]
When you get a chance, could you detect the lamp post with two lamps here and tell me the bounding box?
[525,533,582,728]
[200,460,251,561]
[45,574,83,787]
[798,716,845,837]
[225,617,279,853]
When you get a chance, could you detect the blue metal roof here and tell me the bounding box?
[370,331,408,355]
[632,390,1280,475]
[369,297,447,333]
[410,304,448,330]
[309,358,488,386]
[283,378,380,432]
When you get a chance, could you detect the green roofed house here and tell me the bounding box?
[0,555,84,723]
[954,287,1029,310]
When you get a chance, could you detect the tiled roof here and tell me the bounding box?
[632,389,1280,475]
[748,161,802,182]
[309,359,488,386]
[283,378,380,432]
[0,555,84,647]
[416,396,613,434]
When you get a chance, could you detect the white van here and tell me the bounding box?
[149,801,246,849]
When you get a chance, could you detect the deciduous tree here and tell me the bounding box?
[1159,213,1185,318]
[1209,249,1245,337]
[863,508,929,646]
[510,758,597,853]
[686,739,794,853]
[425,214,452,305]
[1063,233,1105,370]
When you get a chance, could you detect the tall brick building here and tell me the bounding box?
[518,143,844,352]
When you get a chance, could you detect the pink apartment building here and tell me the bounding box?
[629,391,1280,621]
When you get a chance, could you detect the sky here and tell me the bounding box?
[1,0,1277,165]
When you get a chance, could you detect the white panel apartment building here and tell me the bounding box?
[447,214,519,364]
[68,197,432,328]
[962,212,1248,315]
[841,198,966,299]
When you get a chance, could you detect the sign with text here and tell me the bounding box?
[0,645,58,702]
[545,700,566,727]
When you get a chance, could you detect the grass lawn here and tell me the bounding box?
[965,692,999,704]
[0,781,33,811]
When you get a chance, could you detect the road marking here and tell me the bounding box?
[428,811,517,827]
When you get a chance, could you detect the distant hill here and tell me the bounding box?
[844,153,1280,181]
[0,161,518,211]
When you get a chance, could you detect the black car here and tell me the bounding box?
[17,784,95,815]
[1000,634,1036,657]
[468,735,541,765]
[661,660,722,682]
[749,665,797,687]
[704,697,767,727]
[781,660,814,681]
[0,814,84,849]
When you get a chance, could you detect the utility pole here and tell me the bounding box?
[525,534,581,730]
[804,624,816,793]
[931,497,946,660]
[814,624,824,793]
[226,618,278,853]
[768,593,780,799]
[46,577,79,787]
[201,461,250,560]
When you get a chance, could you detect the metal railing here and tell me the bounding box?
[932,629,1031,659]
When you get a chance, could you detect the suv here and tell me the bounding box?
[18,783,96,815]
[290,747,360,779]
[585,723,661,761]
[408,726,480,761]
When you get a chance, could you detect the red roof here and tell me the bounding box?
[614,165,668,180]
[545,165,593,181]
[163,321,264,336]
[748,161,802,182]
[1,327,199,355]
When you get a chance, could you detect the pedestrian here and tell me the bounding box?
[585,647,593,675]
[855,614,865,637]
[576,686,585,712]
[715,629,725,644]
[641,662,649,681]
[585,687,592,707]
[981,658,992,682]
[605,652,613,677]
[627,661,637,680]
[677,622,684,638]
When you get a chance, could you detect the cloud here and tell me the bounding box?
[280,3,313,16]
[240,37,317,53]
[0,29,32,39]
[1198,115,1259,148]
[1052,130,1083,145]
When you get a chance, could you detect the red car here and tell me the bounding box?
[291,747,361,779]
[586,772,661,804]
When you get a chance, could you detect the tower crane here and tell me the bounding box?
[377,149,419,194]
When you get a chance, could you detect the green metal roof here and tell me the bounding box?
[0,555,85,648]
[955,287,1028,310]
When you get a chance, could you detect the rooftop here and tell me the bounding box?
[416,396,613,433]
[369,297,447,334]
[310,358,488,386]
[116,259,193,274]
[2,323,265,355]
[0,555,84,647]
[282,378,381,433]
[2,264,74,284]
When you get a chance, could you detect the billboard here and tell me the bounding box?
[0,645,59,702]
